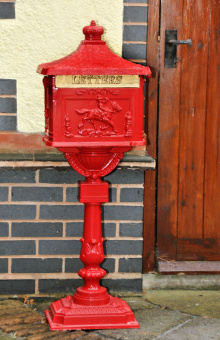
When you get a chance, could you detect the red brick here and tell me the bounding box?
[48,331,86,340]
[15,324,49,337]
[0,307,27,315]
[0,311,42,325]
[27,331,69,340]
[0,132,58,152]
[0,300,24,309]
[80,334,108,340]
[1,323,48,336]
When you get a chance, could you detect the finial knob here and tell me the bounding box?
[83,20,104,42]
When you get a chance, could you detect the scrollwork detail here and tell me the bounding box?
[64,153,90,177]
[74,89,121,96]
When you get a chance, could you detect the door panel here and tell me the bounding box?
[204,0,220,239]
[144,0,220,272]
[157,1,183,261]
[177,0,209,239]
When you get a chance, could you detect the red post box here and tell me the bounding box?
[37,20,151,331]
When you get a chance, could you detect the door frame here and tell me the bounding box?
[143,0,220,274]
[143,0,160,272]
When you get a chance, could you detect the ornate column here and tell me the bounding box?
[45,147,139,329]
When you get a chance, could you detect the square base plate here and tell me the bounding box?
[45,295,139,330]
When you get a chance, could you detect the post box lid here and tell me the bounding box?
[37,21,151,77]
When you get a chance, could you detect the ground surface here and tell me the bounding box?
[0,290,220,340]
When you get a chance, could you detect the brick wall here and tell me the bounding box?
[0,0,152,294]
[0,1,16,131]
[123,0,148,64]
[0,165,147,294]
[0,1,15,20]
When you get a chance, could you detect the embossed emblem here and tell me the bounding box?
[76,95,122,137]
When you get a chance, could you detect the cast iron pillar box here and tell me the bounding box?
[37,21,151,331]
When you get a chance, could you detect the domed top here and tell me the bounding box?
[82,20,105,44]
[37,20,151,77]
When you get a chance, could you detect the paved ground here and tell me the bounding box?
[0,290,220,340]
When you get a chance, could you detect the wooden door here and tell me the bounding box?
[143,0,220,273]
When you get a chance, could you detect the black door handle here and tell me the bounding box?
[168,39,192,46]
[165,30,192,68]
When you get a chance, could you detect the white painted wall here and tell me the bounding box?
[0,0,123,132]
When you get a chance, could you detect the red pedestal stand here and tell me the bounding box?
[45,147,139,330]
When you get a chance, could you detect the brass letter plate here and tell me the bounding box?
[55,75,140,88]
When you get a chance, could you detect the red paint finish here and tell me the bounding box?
[37,21,151,76]
[43,75,146,148]
[45,149,139,330]
[38,21,151,330]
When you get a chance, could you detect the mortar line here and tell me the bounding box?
[63,222,66,237]
[35,170,39,183]
[8,186,12,203]
[0,254,142,259]
[36,204,40,220]
[35,240,39,255]
[35,279,39,295]
[123,41,147,44]
[115,223,120,237]
[0,219,143,223]
[63,185,67,202]
[114,258,119,273]
[62,258,65,273]
[114,184,144,188]
[0,183,79,187]
[8,258,11,274]
[0,273,141,279]
[123,22,148,26]
[8,221,12,237]
[124,3,148,6]
[0,236,142,241]
[0,201,143,206]
[0,113,16,116]
[116,186,121,203]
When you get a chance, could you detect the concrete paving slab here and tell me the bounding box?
[122,296,155,310]
[156,317,220,340]
[144,290,220,318]
[97,307,192,340]
[0,293,220,339]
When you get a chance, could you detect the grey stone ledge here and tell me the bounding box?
[0,152,156,169]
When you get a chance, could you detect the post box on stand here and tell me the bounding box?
[37,20,151,331]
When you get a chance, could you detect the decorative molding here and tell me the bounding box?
[74,89,121,96]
